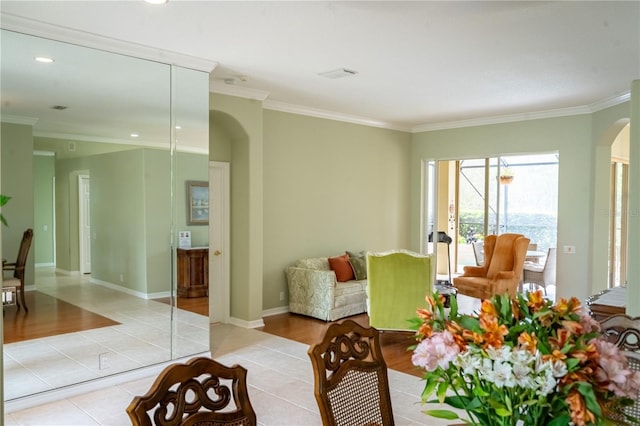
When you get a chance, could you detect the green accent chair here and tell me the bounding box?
[366,250,432,331]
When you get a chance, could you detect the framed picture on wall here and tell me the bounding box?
[187,180,209,225]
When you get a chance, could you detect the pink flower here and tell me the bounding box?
[412,331,460,372]
[594,338,640,398]
[579,312,601,334]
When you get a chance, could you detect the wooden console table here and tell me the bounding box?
[586,286,626,321]
[177,247,209,298]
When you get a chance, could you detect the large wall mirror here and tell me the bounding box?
[1,28,210,401]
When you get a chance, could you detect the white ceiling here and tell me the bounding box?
[1,0,639,133]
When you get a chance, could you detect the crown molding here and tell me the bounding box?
[589,91,631,113]
[412,105,592,133]
[263,100,412,132]
[0,13,218,73]
[210,80,270,101]
[34,130,208,155]
[413,91,631,133]
[1,114,39,126]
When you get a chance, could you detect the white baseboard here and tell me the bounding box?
[90,278,170,300]
[3,352,211,414]
[55,268,81,276]
[229,316,265,329]
[35,262,55,268]
[262,306,289,317]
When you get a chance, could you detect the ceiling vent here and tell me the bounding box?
[51,105,68,110]
[318,68,358,79]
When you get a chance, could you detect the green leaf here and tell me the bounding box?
[547,414,572,426]
[576,382,602,417]
[449,292,459,318]
[0,194,10,207]
[422,377,439,400]
[423,409,461,420]
[443,395,472,410]
[436,380,449,403]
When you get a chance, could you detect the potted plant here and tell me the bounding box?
[499,168,514,184]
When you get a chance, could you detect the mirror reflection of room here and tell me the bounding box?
[1,29,211,401]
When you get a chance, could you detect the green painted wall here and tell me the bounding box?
[263,110,413,310]
[210,93,263,323]
[411,107,632,305]
[1,122,35,287]
[33,154,55,265]
[175,151,210,247]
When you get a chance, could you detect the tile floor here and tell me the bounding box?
[3,268,209,401]
[4,324,467,425]
[3,268,556,425]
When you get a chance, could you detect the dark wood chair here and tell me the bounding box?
[3,228,34,312]
[126,357,256,426]
[599,314,640,422]
[307,319,394,426]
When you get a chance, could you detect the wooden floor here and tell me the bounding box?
[3,291,119,344]
[259,312,423,378]
[154,296,209,317]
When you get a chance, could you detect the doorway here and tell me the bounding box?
[209,161,230,323]
[78,174,91,274]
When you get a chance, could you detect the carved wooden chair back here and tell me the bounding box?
[126,357,256,426]
[599,314,640,423]
[2,228,34,312]
[308,319,394,426]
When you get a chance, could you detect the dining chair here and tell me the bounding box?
[3,228,34,312]
[522,247,556,295]
[126,356,256,426]
[472,241,485,266]
[308,319,395,426]
[599,314,640,423]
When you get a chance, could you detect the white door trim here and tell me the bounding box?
[78,174,91,274]
[209,161,230,323]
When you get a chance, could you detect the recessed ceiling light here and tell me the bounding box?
[130,133,139,138]
[318,68,358,79]
[175,125,182,130]
[144,0,168,4]
[35,56,54,63]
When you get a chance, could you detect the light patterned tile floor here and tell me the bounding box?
[3,268,209,401]
[5,324,467,426]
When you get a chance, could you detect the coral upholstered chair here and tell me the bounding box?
[453,233,529,300]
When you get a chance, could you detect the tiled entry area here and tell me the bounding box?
[5,324,465,425]
[3,268,209,401]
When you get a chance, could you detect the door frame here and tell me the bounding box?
[209,161,230,323]
[78,174,91,274]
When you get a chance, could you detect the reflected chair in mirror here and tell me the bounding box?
[367,249,431,331]
[453,233,529,300]
[3,228,34,312]
[126,356,256,426]
[308,319,394,426]
[472,241,485,266]
[598,314,640,423]
[522,248,556,295]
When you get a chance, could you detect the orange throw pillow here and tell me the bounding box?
[328,254,355,282]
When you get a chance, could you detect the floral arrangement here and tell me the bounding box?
[410,290,640,426]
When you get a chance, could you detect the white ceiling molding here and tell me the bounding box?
[412,105,593,133]
[413,91,631,133]
[263,100,412,132]
[210,80,270,101]
[0,13,218,73]
[33,150,55,157]
[1,114,39,126]
[589,91,631,113]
